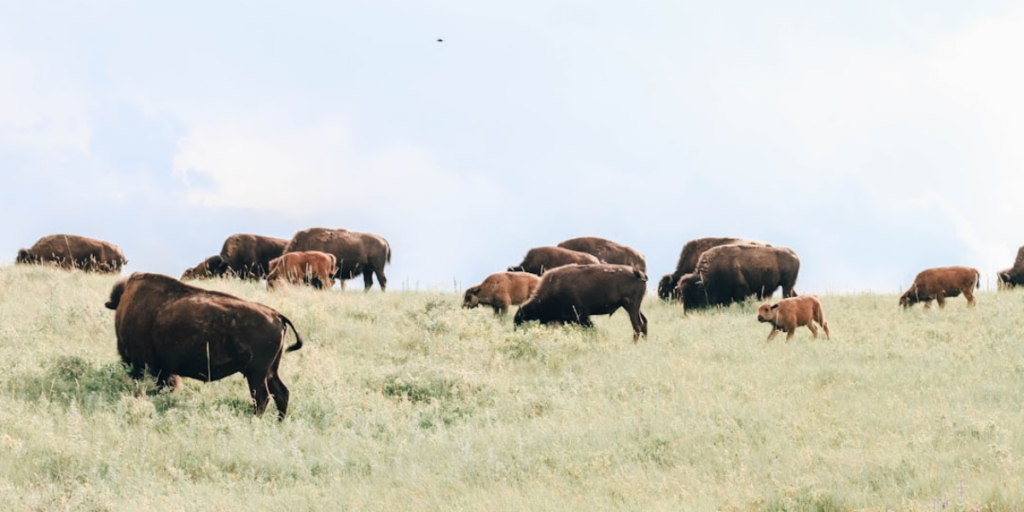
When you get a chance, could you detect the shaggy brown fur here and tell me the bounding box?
[514,264,648,342]
[463,272,541,315]
[218,234,288,280]
[180,255,224,281]
[283,228,391,291]
[757,295,830,341]
[508,246,600,275]
[675,244,800,311]
[266,251,338,290]
[104,273,303,419]
[658,237,770,299]
[16,234,127,273]
[899,266,979,309]
[556,236,647,272]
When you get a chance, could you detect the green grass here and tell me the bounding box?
[1,264,1023,511]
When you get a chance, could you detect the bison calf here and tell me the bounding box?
[181,255,225,280]
[757,295,830,341]
[267,251,338,290]
[513,264,648,342]
[899,266,979,309]
[463,272,541,315]
[105,273,304,419]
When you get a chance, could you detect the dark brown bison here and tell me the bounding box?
[463,272,541,315]
[757,295,830,341]
[657,237,771,300]
[217,234,288,280]
[266,251,338,290]
[16,234,127,273]
[556,236,647,272]
[180,255,224,281]
[508,246,600,275]
[283,228,391,291]
[997,246,1024,289]
[675,244,800,311]
[104,273,303,419]
[513,264,648,342]
[899,266,979,309]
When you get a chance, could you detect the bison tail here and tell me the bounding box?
[975,270,981,289]
[280,314,304,352]
[384,238,392,265]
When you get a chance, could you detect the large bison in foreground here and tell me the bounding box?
[284,228,391,291]
[674,244,800,311]
[104,273,304,419]
[997,246,1024,289]
[657,237,771,299]
[463,271,541,316]
[217,234,289,280]
[899,266,979,309]
[508,246,600,275]
[17,234,127,273]
[513,264,648,342]
[556,236,647,272]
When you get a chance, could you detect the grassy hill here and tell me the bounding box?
[1,265,1022,511]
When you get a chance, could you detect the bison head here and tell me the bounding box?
[656,274,676,300]
[105,278,128,310]
[462,287,481,309]
[757,303,778,323]
[15,249,36,265]
[674,273,707,310]
[898,289,918,309]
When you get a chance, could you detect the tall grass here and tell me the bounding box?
[1,265,1023,511]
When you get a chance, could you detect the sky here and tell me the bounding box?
[3,1,1024,294]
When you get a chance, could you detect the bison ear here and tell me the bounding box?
[771,304,779,310]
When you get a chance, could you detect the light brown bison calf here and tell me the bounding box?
[266,251,338,290]
[899,266,979,309]
[463,272,541,315]
[757,295,830,341]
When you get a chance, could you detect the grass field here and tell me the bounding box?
[1,265,1023,511]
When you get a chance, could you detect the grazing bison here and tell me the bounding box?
[658,237,772,300]
[266,251,338,290]
[556,236,647,272]
[181,255,225,281]
[757,295,830,341]
[463,272,541,315]
[899,266,979,309]
[513,264,649,342]
[675,244,800,311]
[508,246,600,275]
[283,228,391,291]
[217,234,288,280]
[104,273,303,419]
[997,246,1024,289]
[16,234,127,273]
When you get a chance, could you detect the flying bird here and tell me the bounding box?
[437,38,443,42]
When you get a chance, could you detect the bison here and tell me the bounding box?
[997,246,1024,289]
[508,246,600,275]
[217,234,288,280]
[266,251,338,290]
[463,272,541,315]
[675,244,800,311]
[899,266,979,309]
[513,264,648,342]
[283,228,391,291]
[181,255,224,281]
[657,237,771,300]
[16,234,127,273]
[104,272,304,419]
[757,295,830,341]
[556,236,647,272]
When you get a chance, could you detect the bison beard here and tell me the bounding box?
[105,273,304,419]
[513,264,648,342]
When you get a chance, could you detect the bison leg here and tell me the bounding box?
[807,322,819,339]
[785,328,795,341]
[936,296,946,309]
[822,321,831,340]
[247,374,272,416]
[267,373,290,420]
[373,266,387,292]
[964,288,976,307]
[766,327,779,342]
[627,305,646,343]
[362,269,375,292]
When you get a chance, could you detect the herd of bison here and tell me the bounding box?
[12,229,1022,419]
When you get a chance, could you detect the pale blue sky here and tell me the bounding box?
[3,1,1023,293]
